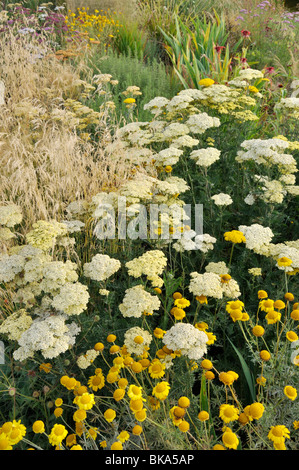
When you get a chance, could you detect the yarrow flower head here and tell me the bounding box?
[163,322,209,360]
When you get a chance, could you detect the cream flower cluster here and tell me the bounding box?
[51,282,89,316]
[238,224,274,255]
[119,285,161,318]
[190,148,221,168]
[275,97,299,119]
[211,193,233,206]
[13,314,81,361]
[83,254,121,282]
[125,250,167,287]
[188,271,241,299]
[189,272,224,299]
[173,231,217,253]
[0,309,33,342]
[77,349,100,369]
[40,260,78,294]
[26,220,69,251]
[123,326,153,356]
[0,204,23,228]
[163,323,209,361]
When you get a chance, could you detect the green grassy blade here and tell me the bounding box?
[226,337,256,402]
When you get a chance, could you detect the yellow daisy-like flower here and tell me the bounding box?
[0,433,13,450]
[1,420,26,446]
[226,300,245,314]
[73,393,95,410]
[224,230,246,244]
[252,325,265,337]
[113,388,126,402]
[148,359,166,379]
[48,424,68,447]
[198,410,209,422]
[174,298,190,309]
[73,409,87,423]
[104,408,116,423]
[286,330,299,342]
[117,431,130,443]
[88,373,105,391]
[32,420,45,434]
[265,309,281,325]
[219,404,239,423]
[127,385,143,401]
[222,429,239,449]
[153,327,166,338]
[268,425,290,444]
[245,402,265,420]
[111,441,123,450]
[152,381,170,401]
[259,298,275,312]
[284,385,297,401]
[258,290,268,299]
[277,257,292,267]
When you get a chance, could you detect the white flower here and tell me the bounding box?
[189,271,223,299]
[124,326,153,356]
[51,282,89,316]
[83,254,121,282]
[0,204,23,228]
[211,193,233,206]
[238,223,274,254]
[119,285,161,318]
[163,323,208,360]
[190,148,221,167]
[13,314,81,361]
[185,112,220,134]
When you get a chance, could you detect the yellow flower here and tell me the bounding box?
[113,388,126,402]
[104,408,116,423]
[153,327,165,338]
[73,409,86,423]
[127,385,143,401]
[39,363,52,373]
[123,98,136,104]
[268,425,290,444]
[148,359,166,379]
[224,230,246,244]
[219,404,239,423]
[260,350,271,361]
[201,359,213,370]
[259,298,274,312]
[32,420,45,434]
[132,425,143,435]
[286,330,298,342]
[222,429,239,449]
[199,78,215,87]
[48,424,68,447]
[252,325,265,337]
[174,298,190,309]
[198,410,209,422]
[1,420,26,446]
[245,402,265,420]
[284,385,297,401]
[258,290,268,299]
[117,431,130,443]
[0,433,13,450]
[177,396,190,408]
[111,441,123,450]
[247,85,259,93]
[152,381,170,401]
[265,309,281,324]
[277,257,292,267]
[73,393,95,410]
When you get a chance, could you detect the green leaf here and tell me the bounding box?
[226,337,256,402]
